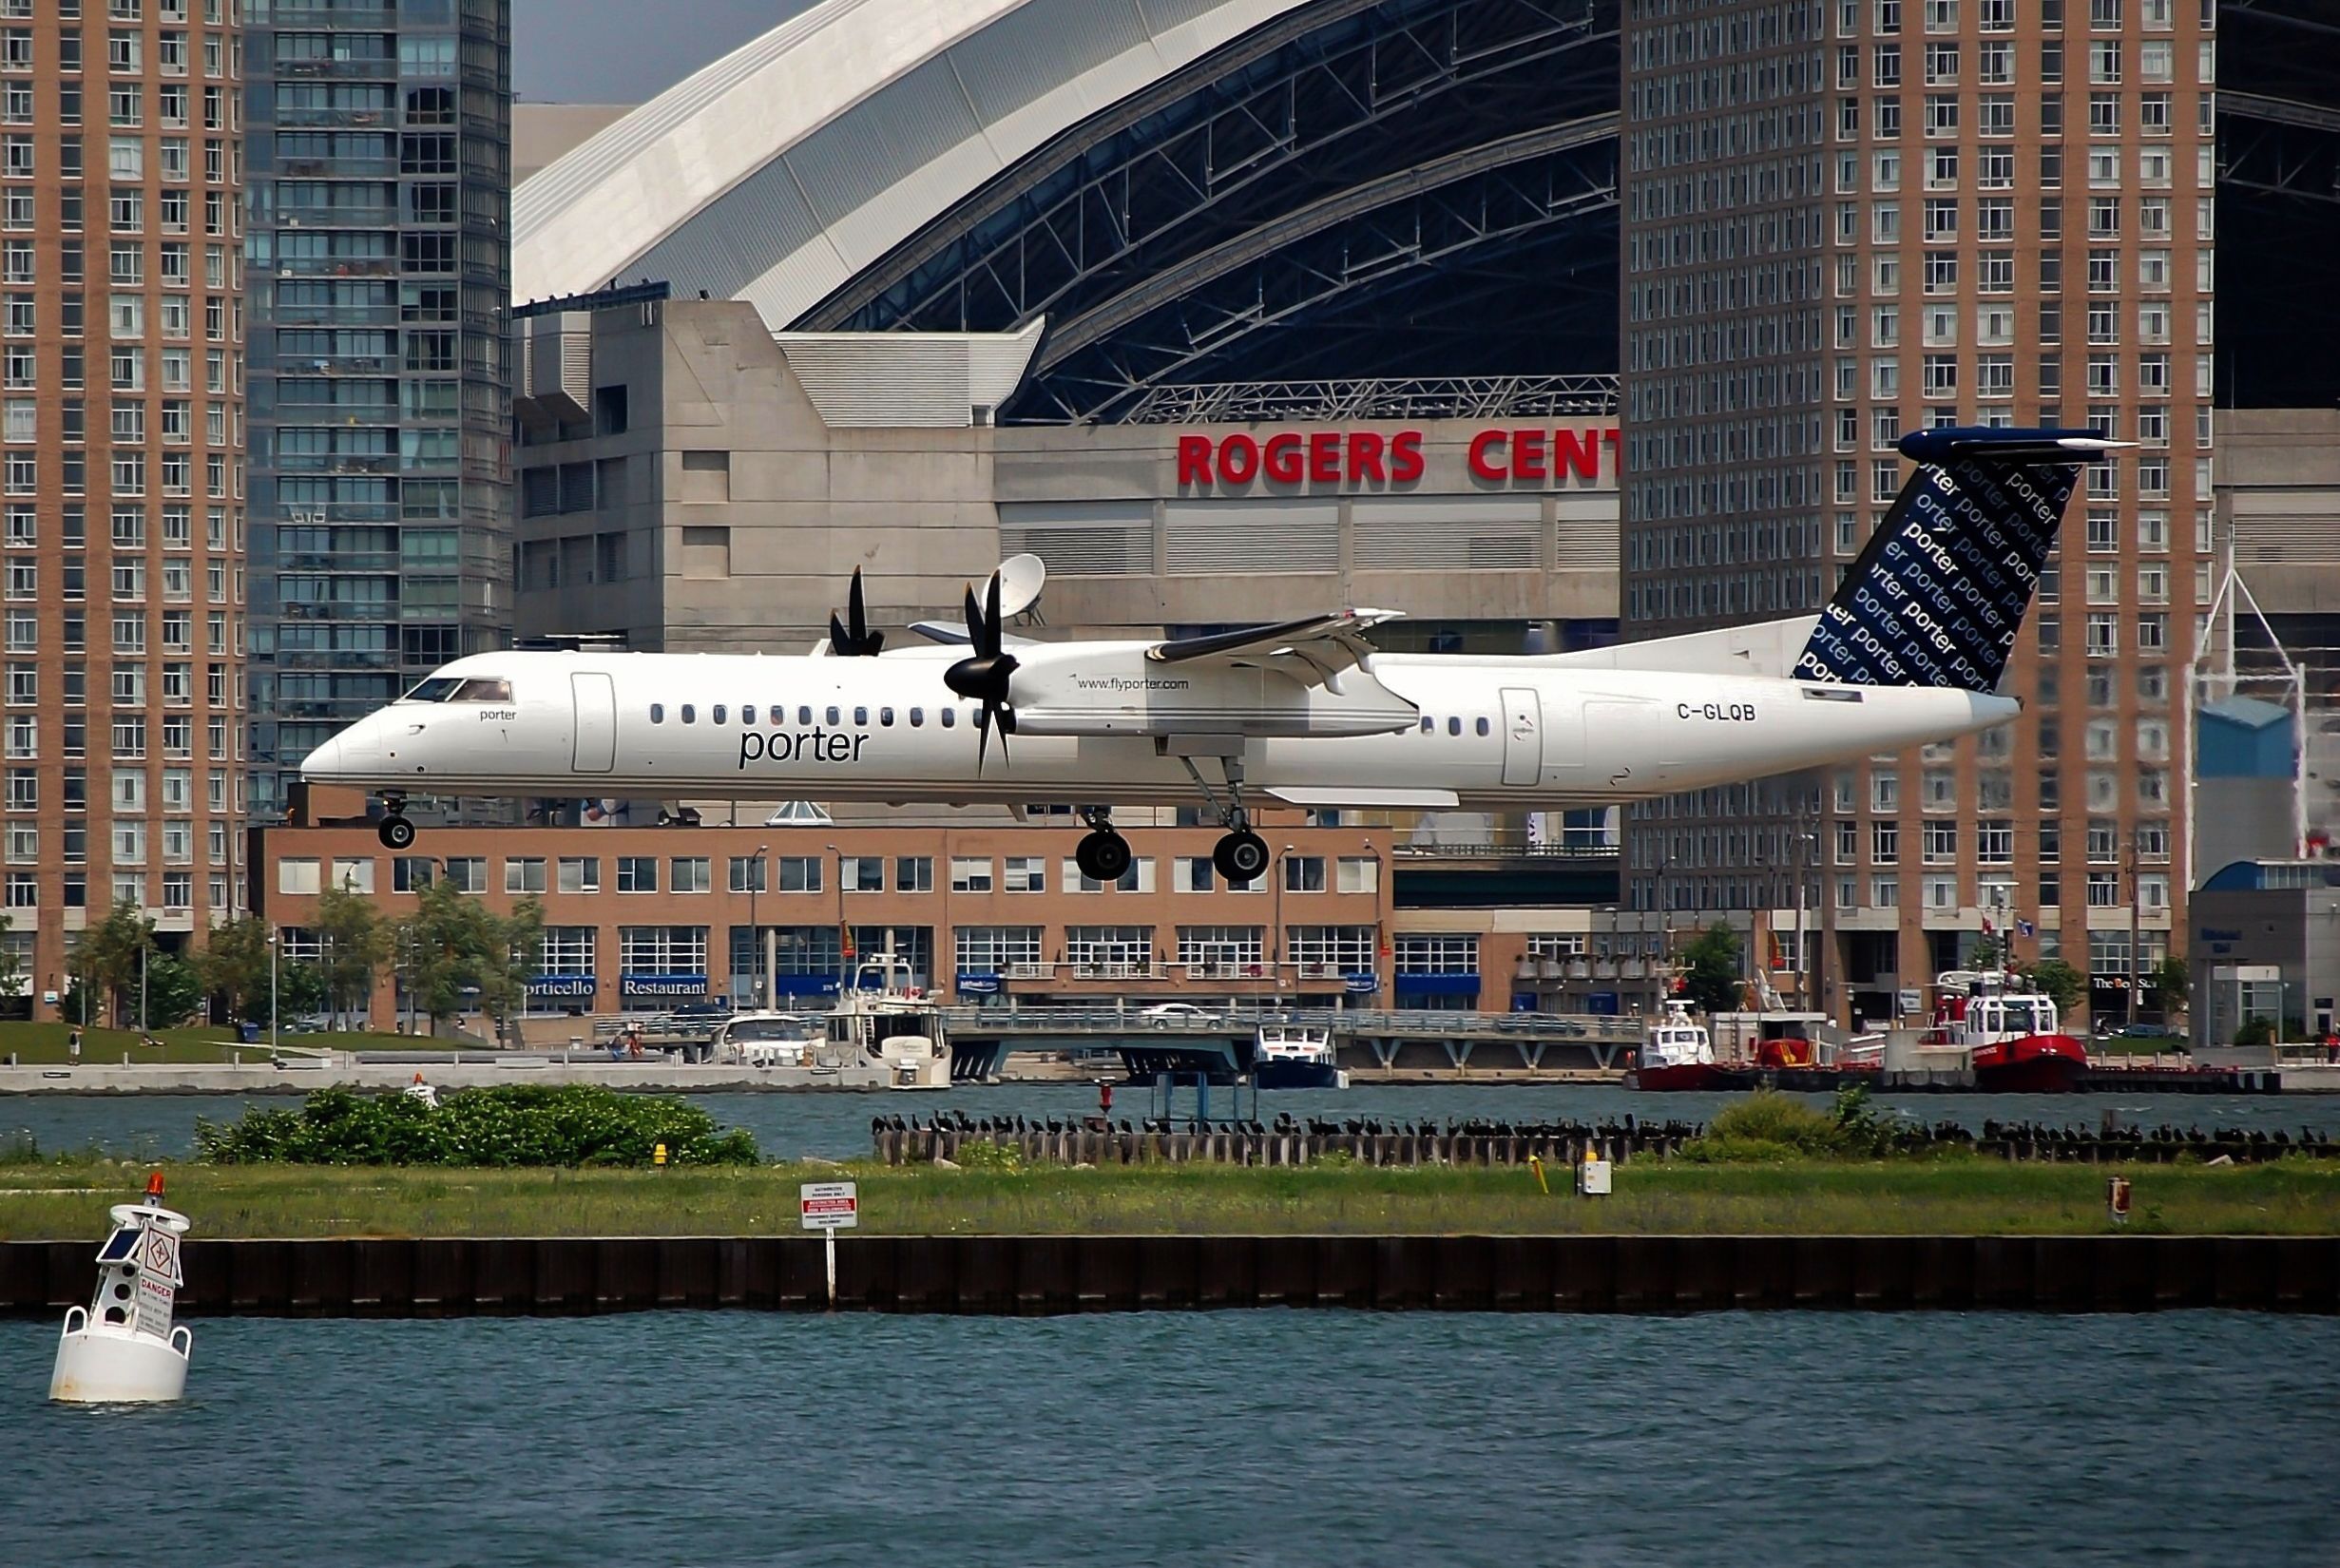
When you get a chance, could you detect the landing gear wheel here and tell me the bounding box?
[1214,829,1269,886]
[377,814,415,851]
[1075,829,1133,883]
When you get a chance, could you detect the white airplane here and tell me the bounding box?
[304,428,2118,885]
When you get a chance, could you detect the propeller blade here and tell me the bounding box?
[821,567,883,656]
[974,701,991,774]
[985,572,1003,658]
[848,568,872,646]
[964,583,986,656]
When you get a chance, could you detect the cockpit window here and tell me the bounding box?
[451,678,513,703]
[400,677,463,703]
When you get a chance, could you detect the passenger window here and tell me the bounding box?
[854,706,868,725]
[681,704,696,724]
[909,708,923,727]
[799,706,812,725]
[1447,717,1461,736]
[451,677,512,702]
[878,707,893,726]
[650,703,664,724]
[826,706,840,725]
[741,705,757,724]
[1418,717,1432,733]
[1475,717,1490,736]
[941,708,956,729]
[712,704,727,724]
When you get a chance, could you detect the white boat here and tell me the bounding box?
[1642,999,1716,1069]
[826,953,952,1089]
[1251,1022,1347,1090]
[711,1010,823,1066]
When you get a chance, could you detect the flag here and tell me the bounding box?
[2017,919,2037,938]
[1981,913,1995,936]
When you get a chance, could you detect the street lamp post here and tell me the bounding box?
[139,941,148,1033]
[1271,844,1296,1004]
[267,930,279,1059]
[826,842,844,997]
[748,842,768,1009]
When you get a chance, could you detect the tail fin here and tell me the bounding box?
[1794,428,2121,692]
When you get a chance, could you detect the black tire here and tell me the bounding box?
[378,815,416,851]
[1076,830,1132,882]
[1214,830,1269,885]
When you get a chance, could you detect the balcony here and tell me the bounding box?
[1182,962,1273,983]
[1065,962,1162,981]
[1000,961,1054,981]
[273,59,399,83]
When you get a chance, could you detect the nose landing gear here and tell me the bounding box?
[376,794,414,851]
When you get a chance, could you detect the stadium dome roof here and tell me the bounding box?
[515,0,1621,422]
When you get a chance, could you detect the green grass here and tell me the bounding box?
[1,1156,2333,1240]
[0,1022,445,1064]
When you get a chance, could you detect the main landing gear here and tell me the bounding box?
[376,794,415,851]
[1074,808,1133,883]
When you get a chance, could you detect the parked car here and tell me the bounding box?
[1139,1003,1223,1027]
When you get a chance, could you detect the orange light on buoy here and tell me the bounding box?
[145,1170,164,1203]
[412,1071,425,1085]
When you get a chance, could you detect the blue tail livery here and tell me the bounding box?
[1793,427,2123,692]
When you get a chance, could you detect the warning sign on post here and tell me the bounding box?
[799,1180,858,1231]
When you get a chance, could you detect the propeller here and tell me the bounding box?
[944,570,1018,771]
[827,567,884,657]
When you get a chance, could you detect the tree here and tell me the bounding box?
[140,953,205,1030]
[1969,933,2003,969]
[72,900,156,1027]
[277,962,327,1022]
[316,878,389,1029]
[2148,955,2190,1018]
[2019,958,2087,1017]
[1678,922,1745,1016]
[476,897,544,1047]
[2233,1014,2275,1047]
[0,911,25,1017]
[197,914,275,1023]
[392,880,541,1042]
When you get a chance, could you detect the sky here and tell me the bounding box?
[511,0,821,104]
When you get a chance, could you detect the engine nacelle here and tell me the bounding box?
[1005,644,1415,738]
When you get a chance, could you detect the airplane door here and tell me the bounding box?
[570,671,616,774]
[1500,687,1542,787]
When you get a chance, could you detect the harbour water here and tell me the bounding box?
[4,1082,2331,1163]
[3,1310,2332,1565]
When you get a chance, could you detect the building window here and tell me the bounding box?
[616,856,658,893]
[670,856,711,894]
[949,856,993,893]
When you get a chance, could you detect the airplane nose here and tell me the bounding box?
[300,735,346,781]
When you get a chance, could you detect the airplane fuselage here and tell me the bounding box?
[304,647,2017,811]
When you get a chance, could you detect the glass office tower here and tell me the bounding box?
[243,0,510,822]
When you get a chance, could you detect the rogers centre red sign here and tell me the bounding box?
[1176,427,1621,488]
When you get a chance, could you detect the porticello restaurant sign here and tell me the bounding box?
[1175,426,1621,488]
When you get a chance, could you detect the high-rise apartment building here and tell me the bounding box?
[1621,0,2215,1023]
[1,0,249,1010]
[243,0,511,822]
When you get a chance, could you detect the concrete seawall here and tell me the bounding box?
[4,1234,2333,1315]
[0,1061,909,1096]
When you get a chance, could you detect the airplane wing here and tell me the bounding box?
[1145,610,1402,685]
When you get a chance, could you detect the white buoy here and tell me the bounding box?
[50,1177,194,1404]
[404,1071,439,1108]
